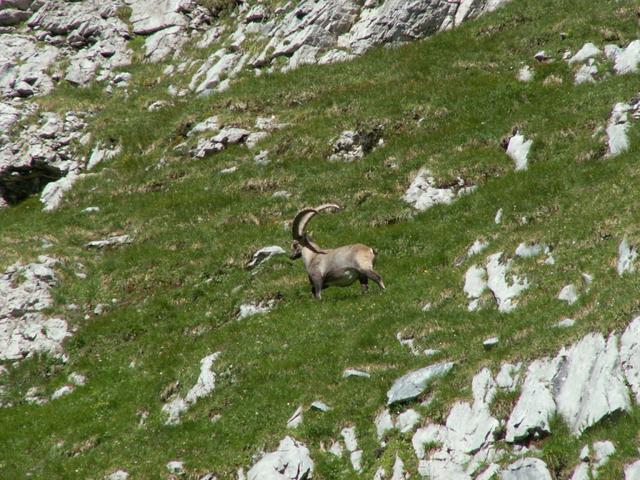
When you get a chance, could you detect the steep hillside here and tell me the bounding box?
[2,0,640,479]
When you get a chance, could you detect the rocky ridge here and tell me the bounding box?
[1,0,510,211]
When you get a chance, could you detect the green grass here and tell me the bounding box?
[2,0,640,477]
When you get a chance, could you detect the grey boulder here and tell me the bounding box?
[387,361,453,405]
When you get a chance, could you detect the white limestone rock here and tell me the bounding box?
[571,463,590,480]
[468,239,489,257]
[213,127,251,146]
[507,332,631,441]
[340,426,363,473]
[500,458,552,480]
[166,461,184,474]
[614,40,640,74]
[486,252,528,313]
[0,256,71,361]
[626,461,640,480]
[40,172,84,212]
[495,208,503,224]
[375,409,394,440]
[592,440,615,477]
[126,0,187,35]
[505,132,533,171]
[464,264,487,311]
[620,316,640,403]
[606,102,631,157]
[391,455,408,480]
[69,372,86,386]
[237,300,275,320]
[575,61,598,84]
[255,116,287,132]
[495,363,522,391]
[558,284,579,305]
[144,25,188,62]
[187,116,219,137]
[85,235,133,249]
[555,318,576,328]
[0,104,20,133]
[310,400,331,412]
[105,471,129,480]
[568,43,601,64]
[396,408,421,433]
[387,361,453,405]
[246,246,286,269]
[403,168,476,211]
[162,352,221,425]
[396,332,420,355]
[617,237,637,275]
[505,357,560,442]
[514,242,548,259]
[87,142,121,170]
[343,368,370,378]
[286,406,303,429]
[328,440,343,458]
[191,49,248,94]
[51,385,74,400]
[517,65,533,82]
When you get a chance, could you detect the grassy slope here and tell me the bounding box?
[2,0,640,477]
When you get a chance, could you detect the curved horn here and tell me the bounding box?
[292,208,318,240]
[314,203,341,213]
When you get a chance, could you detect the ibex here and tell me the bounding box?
[290,204,385,299]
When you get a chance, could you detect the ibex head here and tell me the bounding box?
[290,204,340,260]
[290,204,385,299]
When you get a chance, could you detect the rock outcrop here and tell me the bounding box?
[0,256,70,361]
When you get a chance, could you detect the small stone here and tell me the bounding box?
[386,362,454,405]
[286,406,303,428]
[148,100,169,112]
[534,51,551,62]
[625,460,640,480]
[495,208,503,224]
[617,237,637,275]
[69,372,86,386]
[396,408,422,433]
[558,284,579,305]
[272,191,291,199]
[568,43,601,64]
[517,65,534,82]
[166,461,184,474]
[237,300,275,320]
[614,40,640,74]
[310,400,331,412]
[515,242,546,258]
[374,409,394,440]
[246,246,286,269]
[328,440,343,458]
[467,239,489,257]
[51,385,74,400]
[343,368,370,378]
[85,235,132,249]
[506,131,533,171]
[501,458,552,480]
[105,471,129,480]
[187,116,219,136]
[486,252,529,312]
[555,318,576,328]
[496,362,522,391]
[483,337,499,348]
[592,440,615,474]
